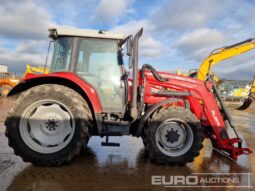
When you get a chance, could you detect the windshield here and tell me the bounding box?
[51,37,73,72]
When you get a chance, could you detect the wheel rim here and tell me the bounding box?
[19,99,75,154]
[155,118,194,157]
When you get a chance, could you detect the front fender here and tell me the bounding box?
[136,98,184,137]
[8,72,103,113]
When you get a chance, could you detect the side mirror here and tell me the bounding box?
[127,38,133,56]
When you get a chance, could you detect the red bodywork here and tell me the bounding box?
[139,71,222,128]
[18,70,251,161]
[22,72,103,113]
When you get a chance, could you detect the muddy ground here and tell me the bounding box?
[0,97,254,191]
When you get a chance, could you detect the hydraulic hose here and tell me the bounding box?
[137,64,169,116]
[141,64,168,82]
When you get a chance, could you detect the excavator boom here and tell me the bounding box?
[197,39,255,80]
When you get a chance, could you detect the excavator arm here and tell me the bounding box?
[197,38,255,81]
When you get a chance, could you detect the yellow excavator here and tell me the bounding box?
[193,38,255,110]
[218,80,251,101]
[0,65,49,97]
[237,75,255,111]
[22,65,50,78]
[197,39,255,80]
[177,69,220,85]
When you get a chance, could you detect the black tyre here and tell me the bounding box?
[141,134,149,152]
[5,84,93,166]
[143,106,204,165]
[0,85,12,97]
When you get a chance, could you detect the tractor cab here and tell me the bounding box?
[48,28,130,113]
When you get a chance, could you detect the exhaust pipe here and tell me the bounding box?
[131,28,143,119]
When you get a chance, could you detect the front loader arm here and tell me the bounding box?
[203,80,252,161]
[197,38,255,80]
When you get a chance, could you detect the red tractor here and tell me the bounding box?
[5,27,252,166]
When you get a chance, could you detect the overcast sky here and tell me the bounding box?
[0,0,255,80]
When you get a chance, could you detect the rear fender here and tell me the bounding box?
[8,73,103,113]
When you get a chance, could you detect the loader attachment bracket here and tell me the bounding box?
[230,138,252,160]
[214,137,252,161]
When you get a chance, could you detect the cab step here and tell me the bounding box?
[101,142,120,147]
[101,135,120,147]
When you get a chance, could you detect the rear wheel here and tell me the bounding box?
[143,107,204,165]
[5,84,93,166]
[0,85,12,97]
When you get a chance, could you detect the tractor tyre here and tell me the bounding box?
[144,106,204,165]
[5,84,93,166]
[0,85,12,97]
[141,134,149,152]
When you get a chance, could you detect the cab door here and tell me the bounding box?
[75,38,125,113]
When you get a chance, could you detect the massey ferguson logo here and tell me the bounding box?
[211,110,220,126]
[166,75,198,83]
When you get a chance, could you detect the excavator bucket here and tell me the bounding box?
[237,93,255,112]
[238,75,255,112]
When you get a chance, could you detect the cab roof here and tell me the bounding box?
[48,27,125,40]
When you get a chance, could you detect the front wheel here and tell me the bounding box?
[143,107,204,165]
[5,84,93,166]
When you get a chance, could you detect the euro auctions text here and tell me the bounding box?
[151,173,251,188]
